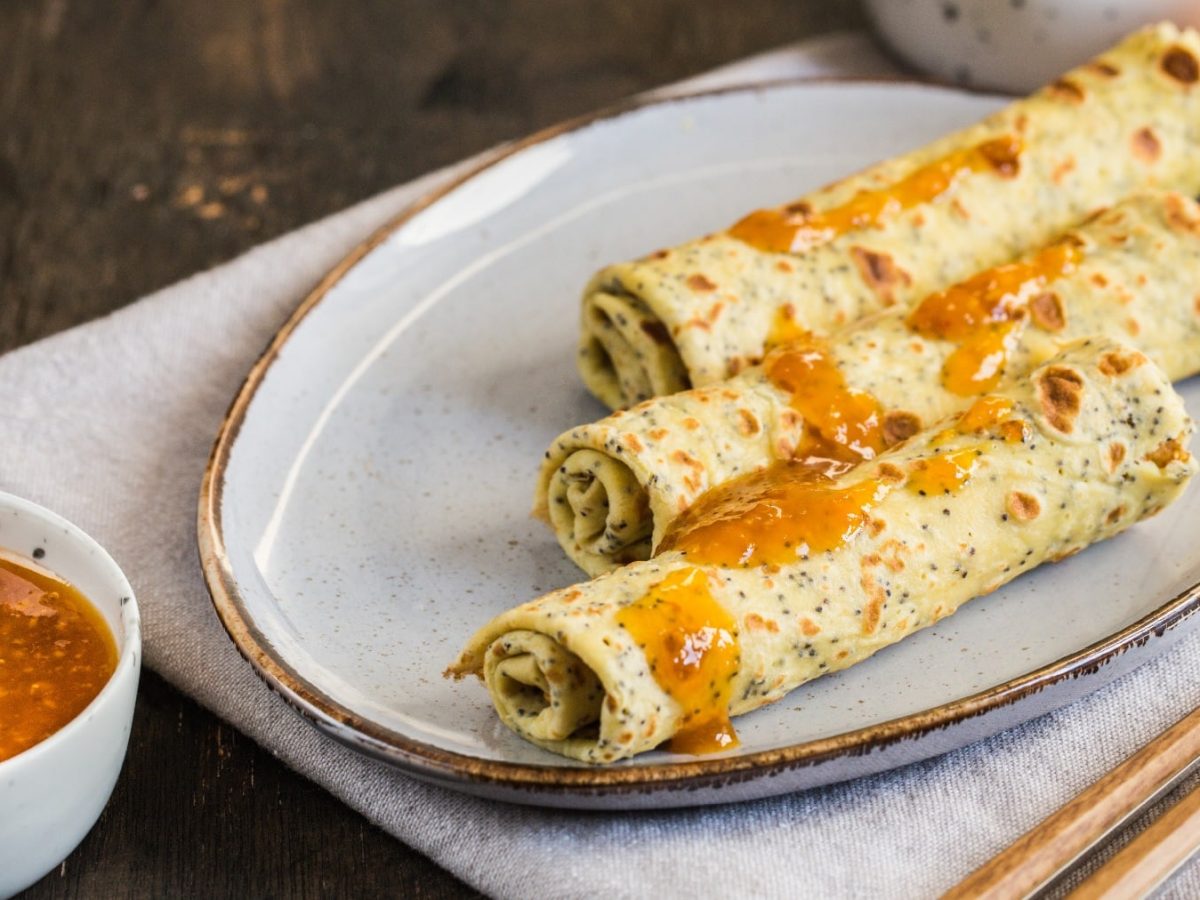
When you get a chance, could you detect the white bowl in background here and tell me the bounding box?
[865,0,1200,93]
[0,492,141,899]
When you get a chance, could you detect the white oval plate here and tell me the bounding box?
[199,81,1200,810]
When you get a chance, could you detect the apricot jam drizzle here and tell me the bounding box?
[616,568,739,754]
[910,396,1027,494]
[728,136,1022,254]
[661,463,888,568]
[0,556,117,762]
[907,449,981,496]
[949,395,1029,444]
[657,396,1031,569]
[764,305,809,350]
[764,333,886,464]
[907,240,1083,395]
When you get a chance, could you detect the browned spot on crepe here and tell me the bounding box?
[1029,291,1066,332]
[1132,127,1162,163]
[1162,46,1199,85]
[779,408,802,429]
[979,138,1022,178]
[1145,438,1190,469]
[736,408,760,437]
[878,539,906,572]
[1098,348,1147,377]
[859,571,886,635]
[1107,442,1127,472]
[1047,78,1085,102]
[1165,194,1200,235]
[749,614,780,633]
[850,247,911,306]
[686,274,717,292]
[882,410,922,446]
[1006,491,1041,521]
[1036,365,1085,433]
[1051,158,1076,184]
[877,462,905,485]
[671,449,703,469]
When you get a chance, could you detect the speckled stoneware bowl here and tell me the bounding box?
[0,493,141,898]
[866,0,1200,93]
[200,80,1200,810]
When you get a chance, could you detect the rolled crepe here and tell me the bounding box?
[578,23,1200,409]
[541,191,1200,576]
[453,339,1195,762]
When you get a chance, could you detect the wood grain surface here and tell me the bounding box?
[1067,779,1200,899]
[943,706,1200,900]
[4,1,866,896]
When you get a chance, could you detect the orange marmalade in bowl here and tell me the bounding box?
[0,554,118,762]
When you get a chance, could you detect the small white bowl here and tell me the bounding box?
[0,492,141,899]
[865,0,1200,93]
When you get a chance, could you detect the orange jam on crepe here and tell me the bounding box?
[764,333,887,464]
[616,568,740,754]
[661,464,889,568]
[907,240,1083,394]
[729,136,1022,254]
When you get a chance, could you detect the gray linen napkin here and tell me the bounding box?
[2,32,1198,898]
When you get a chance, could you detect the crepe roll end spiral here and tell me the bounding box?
[481,631,606,743]
[544,448,654,576]
[578,289,690,409]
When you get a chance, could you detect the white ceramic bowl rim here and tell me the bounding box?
[0,490,141,771]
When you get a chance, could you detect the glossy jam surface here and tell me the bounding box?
[764,306,809,350]
[907,241,1082,395]
[910,396,1029,494]
[661,464,888,568]
[764,334,886,464]
[951,396,1029,444]
[907,449,981,496]
[616,568,739,754]
[662,391,1031,567]
[729,136,1022,254]
[0,556,117,762]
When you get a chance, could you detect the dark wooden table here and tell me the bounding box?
[5,2,865,896]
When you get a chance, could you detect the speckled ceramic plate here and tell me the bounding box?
[199,81,1200,810]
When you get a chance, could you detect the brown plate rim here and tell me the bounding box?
[196,76,1200,796]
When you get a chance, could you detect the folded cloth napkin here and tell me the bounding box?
[3,31,1199,898]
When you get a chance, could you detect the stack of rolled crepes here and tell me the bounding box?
[449,24,1200,763]
[452,338,1195,761]
[540,191,1200,575]
[578,23,1200,409]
